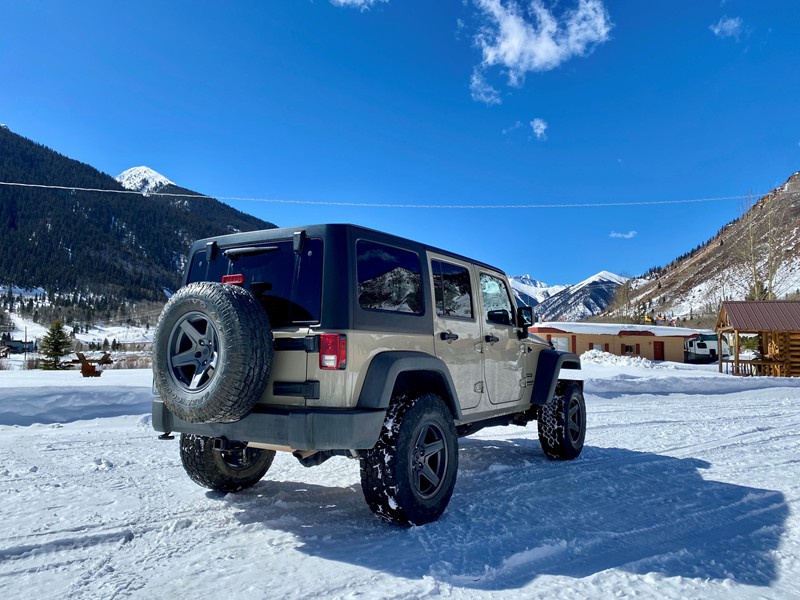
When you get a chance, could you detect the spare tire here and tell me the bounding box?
[153,281,274,424]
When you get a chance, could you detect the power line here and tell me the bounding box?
[0,180,762,209]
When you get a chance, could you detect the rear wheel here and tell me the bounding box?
[360,393,458,526]
[538,380,586,460]
[180,433,275,493]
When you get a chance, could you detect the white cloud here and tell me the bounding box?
[456,18,468,41]
[502,120,524,135]
[473,0,612,88]
[530,117,548,140]
[710,15,743,40]
[330,0,387,10]
[610,230,637,239]
[470,68,502,105]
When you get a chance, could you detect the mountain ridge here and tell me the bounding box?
[619,171,800,327]
[509,271,626,321]
[4,126,800,328]
[0,127,276,303]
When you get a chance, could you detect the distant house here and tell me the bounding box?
[1,339,35,354]
[716,301,800,377]
[529,322,702,362]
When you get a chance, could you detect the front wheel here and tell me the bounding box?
[538,380,586,460]
[180,433,275,493]
[360,393,458,526]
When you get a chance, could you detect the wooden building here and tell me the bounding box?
[529,322,702,363]
[716,300,800,377]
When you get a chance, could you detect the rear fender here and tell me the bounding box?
[356,351,462,420]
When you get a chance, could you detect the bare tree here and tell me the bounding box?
[605,274,642,323]
[734,193,787,301]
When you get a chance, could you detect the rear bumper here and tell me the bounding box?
[152,400,386,451]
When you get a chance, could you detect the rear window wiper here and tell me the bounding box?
[223,246,279,260]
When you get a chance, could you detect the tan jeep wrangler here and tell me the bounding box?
[152,224,585,525]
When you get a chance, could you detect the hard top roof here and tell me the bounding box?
[190,223,505,274]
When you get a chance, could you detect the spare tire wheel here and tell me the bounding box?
[153,281,274,424]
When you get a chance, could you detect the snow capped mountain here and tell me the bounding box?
[508,275,567,307]
[116,166,174,194]
[510,271,626,321]
[571,270,627,292]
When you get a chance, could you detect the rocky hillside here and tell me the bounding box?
[0,127,276,302]
[509,172,800,325]
[625,172,800,326]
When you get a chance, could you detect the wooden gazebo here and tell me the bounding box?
[716,300,800,376]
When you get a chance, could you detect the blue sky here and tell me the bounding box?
[1,1,799,284]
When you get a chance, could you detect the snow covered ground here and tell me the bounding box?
[3,311,153,348]
[1,356,800,599]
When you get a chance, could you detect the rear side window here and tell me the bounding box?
[357,240,423,315]
[432,260,473,319]
[187,238,323,327]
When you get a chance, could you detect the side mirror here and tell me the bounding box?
[517,306,533,338]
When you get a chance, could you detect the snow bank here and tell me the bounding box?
[0,369,152,426]
[581,348,660,369]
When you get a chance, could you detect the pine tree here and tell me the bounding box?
[40,319,72,370]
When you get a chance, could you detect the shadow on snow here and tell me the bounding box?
[215,439,788,591]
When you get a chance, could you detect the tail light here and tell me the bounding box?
[319,334,347,370]
[222,274,245,285]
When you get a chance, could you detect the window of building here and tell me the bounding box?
[553,337,570,352]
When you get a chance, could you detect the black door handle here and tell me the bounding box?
[485,334,500,344]
[440,332,459,342]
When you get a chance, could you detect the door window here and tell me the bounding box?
[432,260,473,319]
[480,273,514,326]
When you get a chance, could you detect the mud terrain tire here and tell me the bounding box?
[360,393,458,526]
[180,434,275,492]
[538,380,586,460]
[153,281,274,424]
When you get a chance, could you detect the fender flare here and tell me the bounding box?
[531,349,581,406]
[356,351,462,420]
